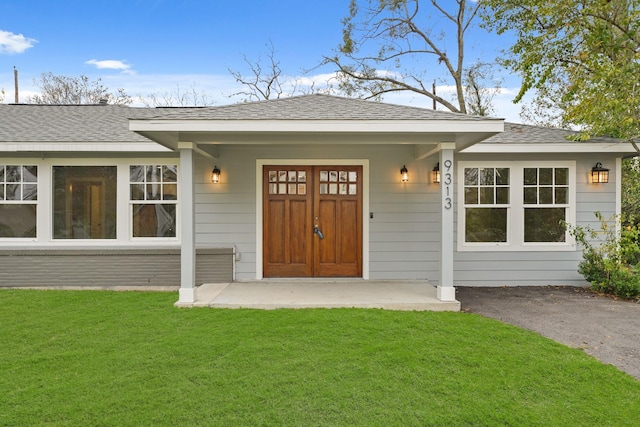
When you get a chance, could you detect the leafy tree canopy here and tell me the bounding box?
[482,0,640,145]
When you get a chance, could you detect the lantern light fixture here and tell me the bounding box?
[590,162,609,184]
[400,165,409,182]
[211,165,221,183]
[432,163,441,184]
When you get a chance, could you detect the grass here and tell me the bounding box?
[1,290,639,426]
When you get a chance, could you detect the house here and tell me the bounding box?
[0,94,634,305]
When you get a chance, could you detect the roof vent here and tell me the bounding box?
[98,98,108,105]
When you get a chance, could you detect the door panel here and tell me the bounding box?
[263,165,362,277]
[263,167,313,277]
[314,167,362,277]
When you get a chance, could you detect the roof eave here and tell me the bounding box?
[462,142,636,154]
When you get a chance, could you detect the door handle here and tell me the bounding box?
[313,226,324,239]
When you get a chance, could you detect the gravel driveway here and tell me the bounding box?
[456,286,640,380]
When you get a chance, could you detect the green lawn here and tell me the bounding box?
[1,290,638,426]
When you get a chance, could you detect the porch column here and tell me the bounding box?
[178,142,197,304]
[438,143,456,301]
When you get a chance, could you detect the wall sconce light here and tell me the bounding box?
[432,163,441,184]
[400,165,409,182]
[211,166,221,183]
[591,162,609,184]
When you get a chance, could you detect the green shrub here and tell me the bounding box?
[566,212,640,299]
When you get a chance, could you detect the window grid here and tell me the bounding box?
[129,165,178,238]
[0,165,38,239]
[523,167,569,206]
[0,165,38,202]
[463,167,510,206]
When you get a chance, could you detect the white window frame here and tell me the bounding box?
[0,157,180,247]
[0,164,38,241]
[128,164,179,241]
[457,161,576,252]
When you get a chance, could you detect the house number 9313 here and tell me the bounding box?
[443,159,453,210]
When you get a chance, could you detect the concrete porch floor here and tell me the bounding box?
[177,280,460,311]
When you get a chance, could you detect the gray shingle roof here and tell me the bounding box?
[0,96,621,146]
[146,94,495,121]
[481,122,621,144]
[0,104,160,143]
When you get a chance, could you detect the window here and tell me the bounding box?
[458,162,575,251]
[53,166,117,239]
[523,167,569,243]
[463,167,510,243]
[130,165,177,238]
[0,165,37,238]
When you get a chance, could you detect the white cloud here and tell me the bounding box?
[0,30,36,54]
[86,59,134,74]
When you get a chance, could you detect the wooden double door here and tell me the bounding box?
[263,165,363,277]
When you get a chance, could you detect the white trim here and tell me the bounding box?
[457,161,577,252]
[439,147,455,294]
[256,159,370,280]
[616,157,622,217]
[0,142,171,152]
[131,119,503,134]
[463,143,635,154]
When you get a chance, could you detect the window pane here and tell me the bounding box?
[130,184,145,200]
[496,168,509,185]
[130,165,145,182]
[539,168,553,185]
[162,165,177,182]
[146,165,162,182]
[23,166,37,182]
[479,168,494,185]
[524,168,537,185]
[465,208,507,242]
[53,166,117,239]
[539,187,553,204]
[496,187,509,204]
[0,166,4,182]
[464,187,478,204]
[555,168,568,185]
[163,184,177,200]
[524,208,566,242]
[23,184,37,201]
[5,184,20,200]
[479,187,494,204]
[464,168,478,185]
[0,205,36,238]
[524,187,537,204]
[132,204,176,237]
[555,187,568,204]
[5,166,21,182]
[146,183,161,200]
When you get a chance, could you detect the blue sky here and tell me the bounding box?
[0,0,527,121]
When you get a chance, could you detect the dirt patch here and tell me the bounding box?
[456,286,640,380]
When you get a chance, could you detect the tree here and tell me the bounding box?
[482,0,640,149]
[139,83,215,107]
[228,41,327,102]
[228,41,287,102]
[464,62,503,116]
[25,72,132,105]
[622,157,640,221]
[323,0,500,114]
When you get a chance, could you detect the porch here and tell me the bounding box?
[177,280,460,311]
